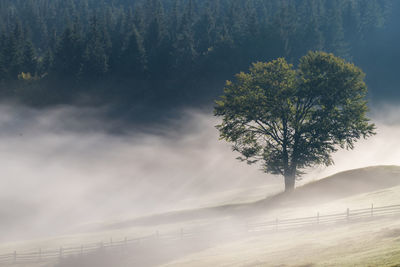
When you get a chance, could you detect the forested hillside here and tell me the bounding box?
[0,0,394,115]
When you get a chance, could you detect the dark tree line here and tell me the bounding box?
[0,0,393,109]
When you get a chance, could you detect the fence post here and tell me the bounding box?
[371,203,374,217]
[275,218,279,231]
[81,245,83,255]
[317,212,320,224]
[39,248,42,261]
[110,237,113,245]
[124,237,127,246]
[13,251,16,263]
[59,247,63,258]
[346,208,350,222]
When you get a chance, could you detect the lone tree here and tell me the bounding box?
[214,51,376,192]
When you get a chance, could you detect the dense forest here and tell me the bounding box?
[0,0,396,118]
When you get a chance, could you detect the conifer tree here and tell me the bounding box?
[194,1,216,54]
[22,41,37,75]
[0,0,393,104]
[3,35,22,80]
[53,27,83,79]
[0,51,5,81]
[81,16,109,78]
[144,0,171,78]
[39,49,53,76]
[173,4,197,71]
[323,0,350,58]
[120,25,146,77]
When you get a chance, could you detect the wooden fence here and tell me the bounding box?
[1,203,400,265]
[247,204,400,231]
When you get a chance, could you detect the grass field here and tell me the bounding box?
[163,215,400,267]
[2,166,400,266]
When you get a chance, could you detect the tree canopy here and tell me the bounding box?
[214,51,376,192]
[0,0,393,113]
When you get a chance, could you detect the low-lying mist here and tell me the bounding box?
[1,103,399,242]
[0,104,274,242]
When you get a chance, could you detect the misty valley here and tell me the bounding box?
[0,0,400,267]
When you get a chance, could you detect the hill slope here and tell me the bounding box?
[2,165,400,267]
[258,165,400,208]
[103,165,400,229]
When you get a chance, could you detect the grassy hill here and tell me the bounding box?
[159,166,400,267]
[2,165,400,267]
[257,165,400,207]
[296,165,400,199]
[102,165,400,229]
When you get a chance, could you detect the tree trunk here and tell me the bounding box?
[284,173,295,193]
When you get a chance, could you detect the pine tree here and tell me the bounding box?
[194,1,216,54]
[323,0,350,58]
[53,27,83,79]
[273,1,298,58]
[0,50,5,81]
[224,0,244,43]
[0,33,7,80]
[0,0,393,105]
[38,49,53,76]
[144,0,171,78]
[3,35,22,80]
[172,2,197,71]
[360,0,385,34]
[12,21,24,46]
[80,16,109,78]
[120,25,146,77]
[132,6,145,35]
[295,0,324,58]
[22,41,37,75]
[144,2,165,51]
[342,0,362,43]
[169,0,182,44]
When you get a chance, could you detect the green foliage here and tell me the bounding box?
[53,27,83,79]
[214,51,376,191]
[2,35,23,80]
[39,50,53,75]
[80,16,109,78]
[0,0,393,107]
[22,41,37,75]
[120,26,146,77]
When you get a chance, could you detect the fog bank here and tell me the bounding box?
[0,105,274,241]
[0,103,399,241]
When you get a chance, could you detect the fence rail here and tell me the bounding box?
[1,203,400,265]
